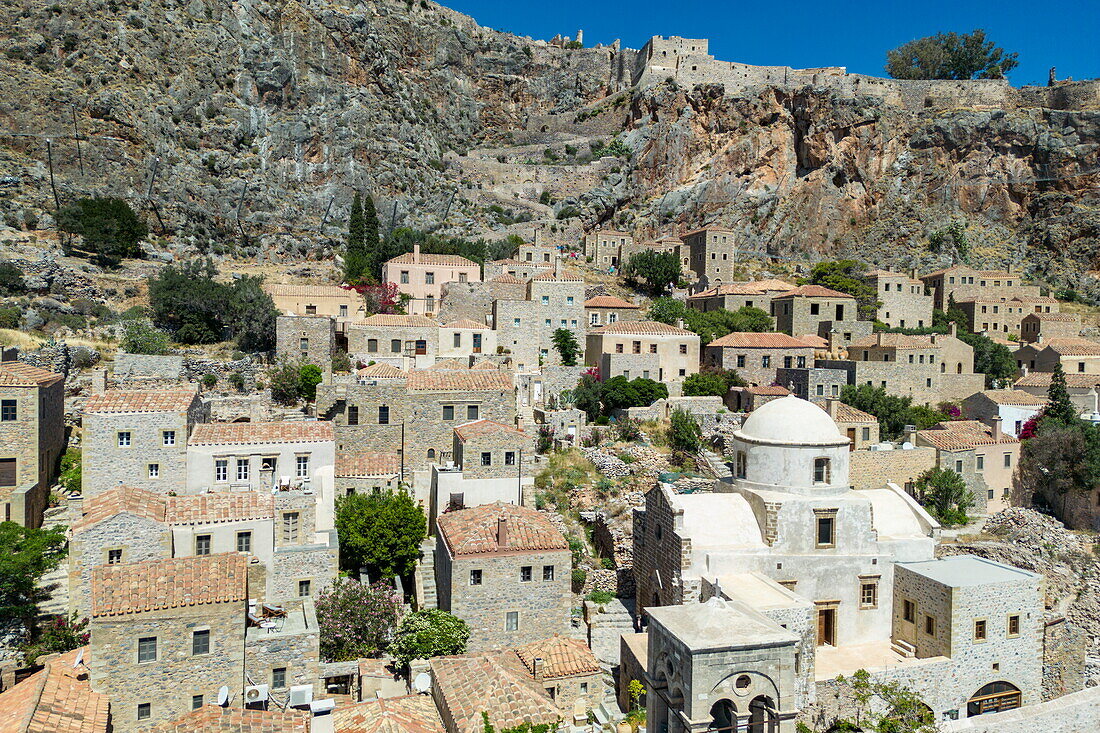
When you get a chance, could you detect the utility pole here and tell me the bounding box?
[71,107,83,176]
[319,195,335,231]
[45,139,60,212]
[400,422,406,486]
[146,157,167,234]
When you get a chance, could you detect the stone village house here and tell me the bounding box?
[0,362,64,527]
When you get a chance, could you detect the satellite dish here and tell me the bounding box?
[412,673,432,693]
[73,649,84,668]
[217,686,230,706]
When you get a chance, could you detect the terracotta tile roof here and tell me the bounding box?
[0,362,63,388]
[1038,338,1100,356]
[437,502,567,557]
[84,387,198,414]
[815,401,876,423]
[431,651,560,733]
[263,283,355,299]
[688,280,797,298]
[386,251,479,267]
[164,492,275,525]
[90,553,248,617]
[426,359,470,371]
[514,635,600,679]
[531,270,583,282]
[921,266,1018,279]
[470,360,501,371]
[489,274,528,284]
[406,370,513,392]
[848,333,937,349]
[917,420,1019,451]
[362,314,440,328]
[681,226,735,236]
[978,389,1046,406]
[0,647,108,733]
[798,334,829,348]
[707,332,814,349]
[453,419,527,442]
[746,385,790,396]
[71,486,166,533]
[591,320,695,336]
[189,421,335,445]
[591,228,632,236]
[150,706,310,732]
[336,451,401,478]
[334,695,444,733]
[443,319,490,329]
[863,269,915,279]
[1027,312,1079,322]
[358,362,408,379]
[773,284,855,299]
[954,294,1057,304]
[1015,372,1100,389]
[584,295,640,309]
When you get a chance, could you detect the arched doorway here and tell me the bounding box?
[747,696,777,733]
[708,699,738,733]
[967,681,1021,716]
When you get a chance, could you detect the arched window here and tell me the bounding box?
[747,696,777,733]
[735,452,747,479]
[957,362,963,374]
[967,681,1021,716]
[427,448,436,460]
[707,700,737,733]
[813,457,831,484]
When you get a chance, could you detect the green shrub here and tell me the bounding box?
[120,320,171,355]
[58,448,81,494]
[586,590,615,604]
[56,197,147,268]
[200,373,217,388]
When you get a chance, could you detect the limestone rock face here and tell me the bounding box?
[1,0,1098,289]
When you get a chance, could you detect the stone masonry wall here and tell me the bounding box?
[69,514,172,619]
[443,548,571,652]
[848,447,937,491]
[82,410,191,498]
[89,603,244,732]
[244,602,321,695]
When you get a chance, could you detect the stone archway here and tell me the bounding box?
[707,699,738,733]
[747,695,777,733]
[967,681,1021,717]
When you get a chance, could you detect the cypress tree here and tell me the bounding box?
[1045,362,1078,426]
[344,193,368,283]
[362,193,381,278]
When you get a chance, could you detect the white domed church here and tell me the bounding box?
[628,396,1044,731]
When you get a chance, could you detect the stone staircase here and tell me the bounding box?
[36,506,72,619]
[699,449,732,480]
[890,638,917,658]
[416,538,438,610]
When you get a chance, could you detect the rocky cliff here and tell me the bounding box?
[1,0,1099,288]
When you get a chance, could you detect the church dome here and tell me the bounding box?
[734,395,849,447]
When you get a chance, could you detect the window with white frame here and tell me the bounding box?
[163,430,176,446]
[296,455,309,479]
[148,463,159,479]
[214,459,228,483]
[117,431,131,447]
[236,458,250,481]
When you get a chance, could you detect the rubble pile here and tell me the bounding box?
[582,448,630,478]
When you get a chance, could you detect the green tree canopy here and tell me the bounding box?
[573,374,603,422]
[335,491,427,580]
[1018,421,1100,516]
[120,320,171,355]
[551,328,580,366]
[623,250,682,296]
[389,609,470,666]
[57,197,147,269]
[0,522,67,623]
[683,368,746,396]
[315,578,401,662]
[648,298,772,344]
[668,407,702,454]
[1043,363,1078,426]
[600,376,668,413]
[914,467,974,526]
[840,384,947,440]
[886,29,1019,80]
[298,364,323,402]
[800,260,880,320]
[148,260,278,350]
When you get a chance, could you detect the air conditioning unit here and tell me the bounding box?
[288,684,313,708]
[244,685,269,704]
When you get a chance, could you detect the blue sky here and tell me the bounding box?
[446,0,1098,86]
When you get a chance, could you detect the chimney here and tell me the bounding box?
[949,322,957,338]
[676,318,686,330]
[554,256,562,278]
[1090,388,1099,414]
[825,399,840,418]
[909,267,918,280]
[828,329,841,354]
[92,368,108,393]
[413,244,421,264]
[497,515,509,548]
[991,415,1002,442]
[532,657,545,680]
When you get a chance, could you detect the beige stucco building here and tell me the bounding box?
[383,245,481,315]
[586,320,700,384]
